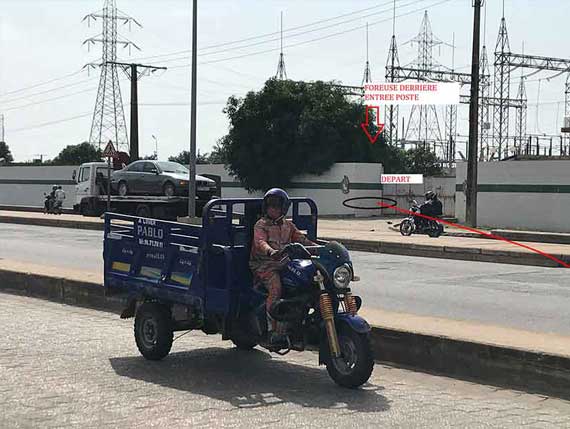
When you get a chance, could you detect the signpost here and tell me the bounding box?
[102,140,118,213]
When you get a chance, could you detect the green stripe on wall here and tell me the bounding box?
[221,181,383,190]
[456,184,570,193]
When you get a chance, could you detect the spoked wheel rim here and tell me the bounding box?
[118,182,128,196]
[141,317,159,348]
[400,220,413,236]
[333,335,358,376]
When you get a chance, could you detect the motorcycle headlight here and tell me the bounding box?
[333,265,351,289]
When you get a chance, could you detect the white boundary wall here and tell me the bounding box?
[381,176,455,217]
[197,163,384,216]
[0,163,384,216]
[0,166,78,209]
[456,161,570,232]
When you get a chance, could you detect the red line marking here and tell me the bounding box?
[377,201,570,268]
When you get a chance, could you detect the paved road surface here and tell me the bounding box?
[1,294,570,428]
[1,223,569,335]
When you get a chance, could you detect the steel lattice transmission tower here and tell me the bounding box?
[514,76,527,155]
[275,11,287,80]
[492,16,511,160]
[361,23,372,85]
[83,0,141,152]
[564,74,570,149]
[384,1,400,147]
[478,45,491,160]
[384,34,400,147]
[405,11,443,145]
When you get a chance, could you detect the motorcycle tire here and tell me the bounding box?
[325,324,374,389]
[399,219,413,236]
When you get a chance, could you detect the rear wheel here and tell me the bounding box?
[399,219,413,236]
[134,302,173,361]
[325,324,374,388]
[427,222,443,238]
[118,181,128,197]
[163,182,175,197]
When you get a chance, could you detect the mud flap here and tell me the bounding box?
[120,296,138,319]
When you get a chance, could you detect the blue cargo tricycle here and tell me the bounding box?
[104,197,374,388]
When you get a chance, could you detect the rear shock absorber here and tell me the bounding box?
[344,292,358,316]
[318,288,341,358]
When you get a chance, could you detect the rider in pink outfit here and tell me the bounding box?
[250,188,315,344]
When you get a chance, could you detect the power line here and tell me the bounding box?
[0,69,85,98]
[128,0,410,63]
[195,0,427,59]
[9,113,92,134]
[0,77,97,104]
[3,87,99,112]
[1,0,434,106]
[197,0,453,66]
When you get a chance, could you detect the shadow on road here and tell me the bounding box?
[109,346,390,412]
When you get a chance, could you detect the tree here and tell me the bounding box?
[217,79,405,191]
[208,141,228,164]
[168,149,216,165]
[51,142,102,165]
[0,141,14,163]
[403,146,444,176]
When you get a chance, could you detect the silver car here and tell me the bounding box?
[111,160,216,198]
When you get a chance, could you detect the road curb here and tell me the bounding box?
[1,268,569,400]
[323,237,567,268]
[0,214,104,231]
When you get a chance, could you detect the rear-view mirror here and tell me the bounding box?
[72,170,77,183]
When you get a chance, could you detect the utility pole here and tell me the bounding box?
[466,0,483,227]
[106,62,167,161]
[188,0,198,218]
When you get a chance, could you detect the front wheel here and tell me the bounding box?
[134,302,173,361]
[399,219,414,236]
[325,325,374,388]
[163,182,175,197]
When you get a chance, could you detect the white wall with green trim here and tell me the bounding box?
[456,161,570,232]
[197,163,384,216]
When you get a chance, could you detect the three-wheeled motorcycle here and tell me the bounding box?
[104,197,374,388]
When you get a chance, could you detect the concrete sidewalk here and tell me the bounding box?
[318,218,570,267]
[1,259,569,400]
[2,210,570,267]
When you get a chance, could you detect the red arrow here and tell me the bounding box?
[360,105,385,144]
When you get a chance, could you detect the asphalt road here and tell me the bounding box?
[1,223,569,335]
[2,293,570,428]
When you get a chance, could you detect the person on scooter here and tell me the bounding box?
[419,191,443,228]
[250,188,316,345]
[45,185,58,212]
[54,185,66,212]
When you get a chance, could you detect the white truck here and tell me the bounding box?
[72,161,218,220]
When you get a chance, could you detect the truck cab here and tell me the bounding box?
[74,162,113,213]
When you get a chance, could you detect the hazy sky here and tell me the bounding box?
[1,0,569,161]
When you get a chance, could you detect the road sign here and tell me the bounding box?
[102,141,118,158]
